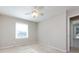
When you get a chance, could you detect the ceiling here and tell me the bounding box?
[0,6,79,22]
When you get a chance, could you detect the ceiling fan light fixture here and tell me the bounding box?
[32,10,39,18]
[32,12,39,18]
[25,6,44,18]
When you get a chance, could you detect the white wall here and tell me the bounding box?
[68,9,79,18]
[0,15,37,49]
[38,11,67,52]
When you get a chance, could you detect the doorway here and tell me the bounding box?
[70,16,79,53]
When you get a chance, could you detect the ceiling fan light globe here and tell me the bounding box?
[32,12,38,18]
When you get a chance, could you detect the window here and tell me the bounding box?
[16,23,28,39]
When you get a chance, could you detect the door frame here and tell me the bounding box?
[67,14,79,53]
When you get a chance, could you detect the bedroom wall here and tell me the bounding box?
[0,15,37,49]
[38,11,67,52]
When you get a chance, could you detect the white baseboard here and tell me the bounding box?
[0,41,37,50]
[39,43,66,53]
[0,44,25,50]
[0,45,15,50]
[47,45,66,53]
[0,43,33,50]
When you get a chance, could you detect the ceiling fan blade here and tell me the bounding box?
[40,13,44,16]
[33,6,44,10]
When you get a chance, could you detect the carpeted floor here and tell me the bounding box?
[0,44,62,53]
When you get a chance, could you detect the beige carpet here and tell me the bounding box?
[0,44,61,53]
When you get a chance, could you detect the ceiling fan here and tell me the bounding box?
[25,6,44,18]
